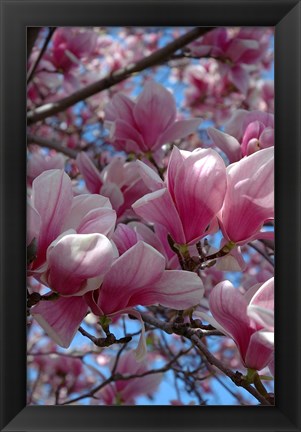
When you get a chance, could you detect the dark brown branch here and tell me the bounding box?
[27,27,57,84]
[27,133,78,159]
[27,27,215,125]
[78,326,132,348]
[140,312,271,406]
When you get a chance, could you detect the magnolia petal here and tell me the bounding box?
[229,65,249,95]
[132,188,186,244]
[129,221,166,258]
[46,233,115,295]
[100,182,124,211]
[98,242,165,315]
[149,270,204,309]
[222,147,274,244]
[31,296,88,348]
[76,152,103,193]
[244,330,274,370]
[104,93,136,124]
[32,169,73,267]
[172,148,227,244]
[27,201,41,246]
[134,81,176,149]
[113,119,146,152]
[248,277,274,328]
[209,280,252,360]
[156,118,201,149]
[126,309,147,362]
[207,127,241,163]
[248,305,274,329]
[166,146,190,201]
[117,178,150,219]
[225,109,249,140]
[250,277,274,310]
[136,160,164,192]
[112,223,140,255]
[76,207,117,238]
[62,194,112,232]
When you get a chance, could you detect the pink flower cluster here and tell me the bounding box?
[28,168,204,350]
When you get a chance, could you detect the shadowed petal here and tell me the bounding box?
[98,242,165,314]
[207,127,241,163]
[132,188,186,244]
[209,281,253,361]
[244,330,274,370]
[76,152,103,193]
[31,296,88,348]
[156,118,201,149]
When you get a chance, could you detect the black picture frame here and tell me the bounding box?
[0,0,300,430]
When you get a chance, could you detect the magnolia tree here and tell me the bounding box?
[27,26,274,406]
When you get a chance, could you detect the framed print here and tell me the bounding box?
[0,1,300,431]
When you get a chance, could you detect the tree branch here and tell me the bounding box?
[140,312,271,406]
[27,27,214,125]
[27,27,57,84]
[27,133,78,159]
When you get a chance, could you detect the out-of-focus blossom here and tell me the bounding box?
[188,27,272,95]
[104,81,201,154]
[97,351,162,405]
[31,351,91,396]
[184,62,245,126]
[49,28,98,74]
[27,151,65,183]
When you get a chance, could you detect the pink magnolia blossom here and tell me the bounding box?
[50,28,98,74]
[184,62,245,126]
[133,146,227,245]
[104,80,201,154]
[220,147,274,245]
[84,240,204,358]
[76,152,149,218]
[208,277,274,371]
[97,351,162,405]
[32,351,91,395]
[28,169,117,348]
[208,110,274,162]
[28,169,116,269]
[112,222,178,269]
[86,241,204,317]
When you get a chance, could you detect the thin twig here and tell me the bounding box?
[27,27,56,84]
[140,312,271,406]
[249,242,274,267]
